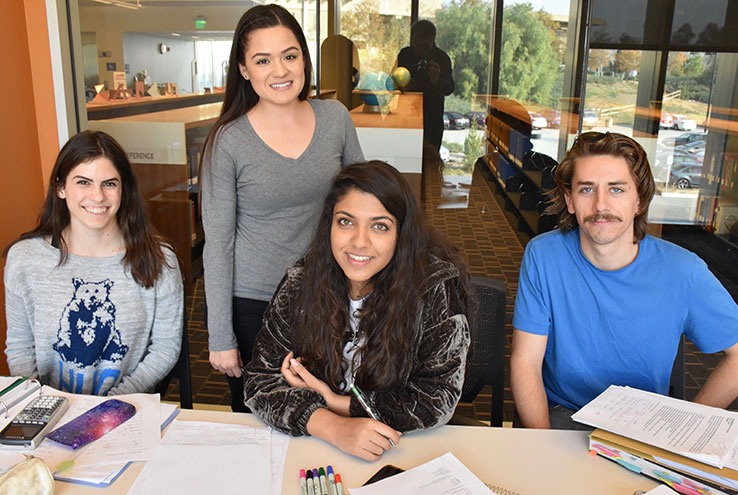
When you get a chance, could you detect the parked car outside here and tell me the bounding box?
[444,111,470,130]
[528,112,547,130]
[660,112,673,128]
[443,113,450,130]
[675,140,706,155]
[541,109,561,128]
[582,110,598,128]
[674,131,706,147]
[671,114,697,131]
[669,163,702,189]
[464,111,486,129]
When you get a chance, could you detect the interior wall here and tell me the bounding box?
[0,1,53,374]
[122,33,196,92]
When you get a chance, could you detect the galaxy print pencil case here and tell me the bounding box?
[46,399,136,449]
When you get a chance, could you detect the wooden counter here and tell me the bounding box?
[87,91,225,120]
[349,92,423,129]
[103,102,222,129]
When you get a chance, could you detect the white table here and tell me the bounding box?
[57,409,659,495]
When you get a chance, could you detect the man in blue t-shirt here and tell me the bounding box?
[511,132,738,429]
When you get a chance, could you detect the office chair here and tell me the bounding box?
[450,275,507,427]
[155,302,194,409]
[669,335,686,400]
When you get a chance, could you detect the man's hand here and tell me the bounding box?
[307,409,401,461]
[209,348,243,377]
[510,329,551,428]
[282,352,350,415]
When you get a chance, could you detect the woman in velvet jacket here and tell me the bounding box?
[244,161,471,461]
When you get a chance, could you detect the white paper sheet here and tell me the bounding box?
[572,386,738,468]
[645,486,679,495]
[270,429,290,495]
[348,452,495,495]
[128,420,272,495]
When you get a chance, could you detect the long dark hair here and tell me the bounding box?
[4,130,171,288]
[200,4,312,173]
[292,161,470,392]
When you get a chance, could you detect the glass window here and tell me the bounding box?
[501,1,570,160]
[590,0,648,46]
[672,0,732,48]
[416,0,493,200]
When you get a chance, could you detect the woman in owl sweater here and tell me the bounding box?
[3,130,183,396]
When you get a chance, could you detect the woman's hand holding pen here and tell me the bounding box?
[306,409,401,462]
[281,352,350,415]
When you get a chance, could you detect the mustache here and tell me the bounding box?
[583,212,622,223]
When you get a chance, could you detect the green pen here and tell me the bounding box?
[0,377,28,397]
[349,383,396,447]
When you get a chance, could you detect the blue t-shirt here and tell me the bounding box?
[513,228,738,410]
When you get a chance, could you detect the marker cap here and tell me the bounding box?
[300,469,306,477]
[327,466,334,475]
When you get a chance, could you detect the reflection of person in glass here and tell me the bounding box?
[397,20,454,156]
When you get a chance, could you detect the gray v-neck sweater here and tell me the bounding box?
[200,98,364,351]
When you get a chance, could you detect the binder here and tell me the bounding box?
[590,428,738,494]
[0,377,41,416]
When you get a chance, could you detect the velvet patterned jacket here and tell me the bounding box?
[244,257,470,437]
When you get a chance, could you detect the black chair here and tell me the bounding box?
[669,335,686,400]
[155,303,194,409]
[451,275,507,427]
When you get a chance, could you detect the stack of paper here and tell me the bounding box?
[574,385,738,494]
[128,419,290,495]
[0,386,165,487]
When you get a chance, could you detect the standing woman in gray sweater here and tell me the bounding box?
[200,4,364,411]
[4,130,183,395]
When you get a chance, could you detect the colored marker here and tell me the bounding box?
[319,467,329,495]
[313,469,322,495]
[335,473,345,495]
[326,465,337,495]
[300,469,307,495]
[350,383,396,447]
[306,468,315,495]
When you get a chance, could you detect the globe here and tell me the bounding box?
[391,67,411,89]
[356,71,395,107]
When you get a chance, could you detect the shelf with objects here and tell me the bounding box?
[476,97,558,246]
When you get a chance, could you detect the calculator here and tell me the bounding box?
[0,396,69,448]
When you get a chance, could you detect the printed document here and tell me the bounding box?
[572,386,738,467]
[348,452,495,495]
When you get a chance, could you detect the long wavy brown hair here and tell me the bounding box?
[199,4,312,178]
[292,161,470,392]
[546,131,655,242]
[4,130,172,288]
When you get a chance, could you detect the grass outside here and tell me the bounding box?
[523,79,709,127]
